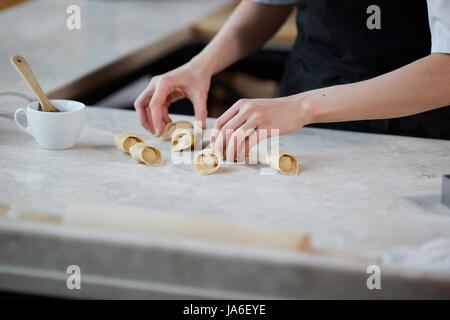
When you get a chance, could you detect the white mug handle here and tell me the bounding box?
[14,108,32,136]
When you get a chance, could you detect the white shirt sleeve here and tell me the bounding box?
[427,0,450,54]
[250,0,297,5]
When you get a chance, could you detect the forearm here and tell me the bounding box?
[191,1,294,77]
[299,54,450,125]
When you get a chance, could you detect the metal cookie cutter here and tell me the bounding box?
[443,175,450,208]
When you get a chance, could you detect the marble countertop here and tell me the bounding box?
[1,107,450,298]
[2,107,450,253]
[1,0,450,299]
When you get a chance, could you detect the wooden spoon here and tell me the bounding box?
[10,55,59,112]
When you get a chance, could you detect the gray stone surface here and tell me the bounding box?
[2,108,450,254]
[1,107,450,298]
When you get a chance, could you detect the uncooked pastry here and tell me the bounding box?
[266,150,299,175]
[160,121,193,141]
[114,132,144,153]
[130,142,164,166]
[171,127,195,152]
[194,148,221,175]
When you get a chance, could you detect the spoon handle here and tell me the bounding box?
[10,56,59,112]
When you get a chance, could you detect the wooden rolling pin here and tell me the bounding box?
[0,203,311,252]
[67,203,313,252]
[0,203,368,261]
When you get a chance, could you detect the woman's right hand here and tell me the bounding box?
[134,59,211,136]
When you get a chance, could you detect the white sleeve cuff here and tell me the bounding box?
[431,39,450,54]
[427,0,450,54]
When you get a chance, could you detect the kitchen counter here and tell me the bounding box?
[1,0,450,300]
[1,107,450,299]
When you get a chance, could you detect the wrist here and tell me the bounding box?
[189,54,215,79]
[292,92,318,127]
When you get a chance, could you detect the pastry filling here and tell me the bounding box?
[194,149,220,175]
[279,155,293,172]
[123,137,138,152]
[142,147,157,163]
[172,130,193,151]
[199,154,218,169]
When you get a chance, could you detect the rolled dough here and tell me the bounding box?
[266,150,299,175]
[130,142,164,166]
[160,121,193,141]
[114,132,144,153]
[194,148,221,175]
[171,127,194,152]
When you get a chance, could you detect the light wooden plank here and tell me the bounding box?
[193,2,297,44]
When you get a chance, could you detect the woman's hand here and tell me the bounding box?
[211,95,311,162]
[134,1,295,136]
[134,60,211,136]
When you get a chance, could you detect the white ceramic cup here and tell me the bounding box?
[14,100,86,149]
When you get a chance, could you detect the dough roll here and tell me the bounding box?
[160,121,193,141]
[130,142,164,166]
[171,128,194,152]
[266,150,299,175]
[194,148,221,175]
[114,132,144,153]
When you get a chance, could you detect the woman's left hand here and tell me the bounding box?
[210,95,310,162]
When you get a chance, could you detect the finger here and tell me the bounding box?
[163,112,171,125]
[160,105,170,129]
[146,107,155,134]
[190,91,208,130]
[226,121,257,163]
[159,106,171,130]
[214,112,247,157]
[150,81,172,136]
[134,80,153,107]
[134,84,155,133]
[161,91,183,128]
[244,129,264,164]
[210,100,242,143]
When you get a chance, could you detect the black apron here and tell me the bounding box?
[279,0,450,139]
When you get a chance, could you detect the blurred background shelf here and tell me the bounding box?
[0,0,27,11]
[192,2,297,46]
